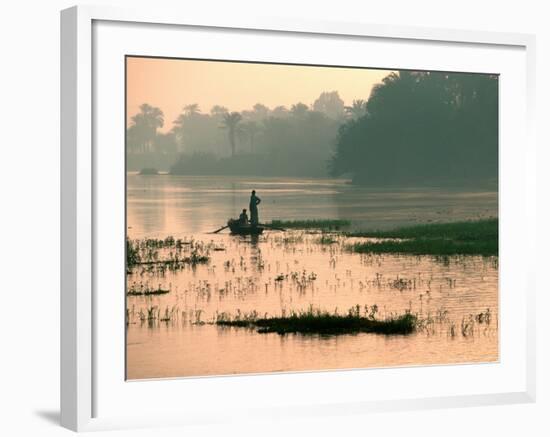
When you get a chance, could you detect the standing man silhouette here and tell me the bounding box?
[249,190,261,226]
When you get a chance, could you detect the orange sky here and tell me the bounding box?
[126,57,393,132]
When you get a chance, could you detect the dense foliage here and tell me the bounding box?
[329,71,498,186]
[168,102,341,177]
[126,94,344,175]
[127,71,498,185]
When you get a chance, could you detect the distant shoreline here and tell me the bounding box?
[128,171,497,191]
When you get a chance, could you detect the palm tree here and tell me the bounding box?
[366,71,419,118]
[129,103,164,152]
[138,103,164,126]
[210,105,228,117]
[171,104,203,152]
[183,103,201,116]
[344,99,368,119]
[241,121,260,153]
[171,113,186,152]
[221,112,243,156]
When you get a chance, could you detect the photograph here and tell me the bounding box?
[125,56,499,380]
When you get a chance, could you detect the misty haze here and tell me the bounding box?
[125,57,498,379]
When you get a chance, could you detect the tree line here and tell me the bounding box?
[329,71,498,186]
[127,91,350,177]
[127,71,498,186]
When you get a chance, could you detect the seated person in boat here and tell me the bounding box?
[238,209,249,225]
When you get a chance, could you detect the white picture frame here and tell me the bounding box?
[61,5,536,432]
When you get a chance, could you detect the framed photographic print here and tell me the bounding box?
[61,5,536,431]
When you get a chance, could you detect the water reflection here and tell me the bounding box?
[127,174,498,236]
[126,174,498,379]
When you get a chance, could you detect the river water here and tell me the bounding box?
[126,174,498,379]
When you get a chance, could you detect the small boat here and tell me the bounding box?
[227,219,264,235]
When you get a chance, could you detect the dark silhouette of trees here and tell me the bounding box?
[171,103,203,150]
[313,91,345,120]
[344,99,368,119]
[329,71,498,186]
[252,103,269,120]
[125,79,496,185]
[221,112,243,156]
[183,103,201,116]
[240,121,260,153]
[155,132,177,154]
[271,105,289,118]
[290,102,309,118]
[171,113,186,151]
[126,104,176,171]
[127,103,164,153]
[210,105,228,117]
[169,92,342,177]
[171,104,225,154]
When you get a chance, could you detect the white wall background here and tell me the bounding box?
[0,1,547,436]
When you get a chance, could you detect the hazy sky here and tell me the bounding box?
[126,57,393,132]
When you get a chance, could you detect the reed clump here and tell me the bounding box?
[127,282,170,296]
[216,305,417,335]
[126,236,210,273]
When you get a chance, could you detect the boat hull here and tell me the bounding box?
[227,220,264,235]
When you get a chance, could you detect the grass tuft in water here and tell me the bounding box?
[317,234,338,245]
[127,283,170,296]
[126,236,210,273]
[126,237,141,267]
[216,307,417,335]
